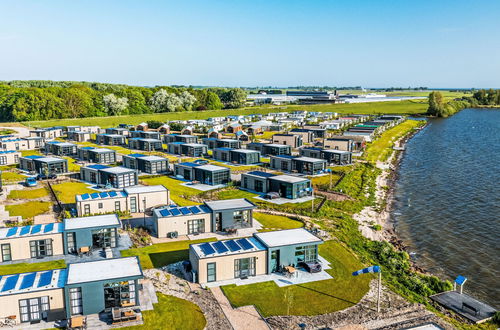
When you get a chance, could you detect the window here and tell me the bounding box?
[0,156,6,165]
[1,243,11,262]
[30,239,53,258]
[207,263,216,282]
[130,197,137,213]
[243,177,248,188]
[104,280,136,308]
[233,210,251,228]
[294,245,318,264]
[66,232,76,254]
[115,201,121,211]
[69,287,83,315]
[84,204,90,215]
[234,257,256,278]
[92,228,117,248]
[187,219,205,234]
[19,296,49,322]
[98,203,103,209]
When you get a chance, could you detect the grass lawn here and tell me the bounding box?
[221,240,371,317]
[0,260,66,276]
[253,212,303,231]
[63,157,81,172]
[51,181,96,204]
[121,238,216,269]
[311,172,343,190]
[365,120,424,163]
[20,150,42,157]
[75,141,133,155]
[122,293,206,330]
[5,201,52,219]
[21,99,428,128]
[213,187,259,200]
[8,187,49,199]
[1,171,25,184]
[140,175,202,206]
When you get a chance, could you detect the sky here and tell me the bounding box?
[1,0,499,88]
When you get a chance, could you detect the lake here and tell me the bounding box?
[392,108,500,308]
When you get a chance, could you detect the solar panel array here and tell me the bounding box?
[0,270,62,295]
[4,223,61,238]
[79,190,122,201]
[197,238,258,256]
[157,205,209,217]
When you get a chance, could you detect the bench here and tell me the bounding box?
[462,302,479,316]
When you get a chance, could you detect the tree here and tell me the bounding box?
[150,89,181,112]
[103,94,128,116]
[205,91,223,110]
[427,91,445,117]
[219,88,247,108]
[179,91,196,111]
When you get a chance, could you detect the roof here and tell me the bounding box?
[33,156,66,163]
[293,156,327,163]
[244,171,276,178]
[76,190,127,202]
[0,150,19,154]
[204,198,255,211]
[22,155,43,160]
[140,155,167,161]
[66,257,142,285]
[84,164,109,170]
[88,148,114,153]
[195,164,228,172]
[231,148,259,154]
[191,237,266,259]
[64,214,120,230]
[0,269,67,297]
[182,143,207,147]
[0,223,64,240]
[100,166,136,174]
[125,153,146,158]
[265,143,290,148]
[124,185,168,194]
[254,228,322,248]
[322,149,352,154]
[176,162,200,168]
[270,174,310,184]
[154,204,211,218]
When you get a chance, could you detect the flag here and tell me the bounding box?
[352,265,380,276]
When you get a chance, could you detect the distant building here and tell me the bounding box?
[19,155,68,174]
[174,163,230,186]
[271,134,303,148]
[80,165,138,188]
[122,154,169,174]
[241,171,312,199]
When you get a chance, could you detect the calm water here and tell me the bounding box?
[392,109,500,308]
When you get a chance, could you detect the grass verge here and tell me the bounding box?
[51,181,96,204]
[253,212,303,231]
[0,260,66,275]
[8,187,49,199]
[5,201,52,219]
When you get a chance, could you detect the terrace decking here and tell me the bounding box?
[430,291,496,324]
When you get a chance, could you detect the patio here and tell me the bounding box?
[253,195,315,205]
[179,181,226,191]
[203,255,332,288]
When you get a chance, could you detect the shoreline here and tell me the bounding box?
[353,121,429,274]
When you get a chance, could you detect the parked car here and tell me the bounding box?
[298,261,322,273]
[263,192,280,200]
[25,177,38,187]
[36,173,57,180]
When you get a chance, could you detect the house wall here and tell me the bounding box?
[272,135,302,148]
[266,242,320,272]
[76,197,128,217]
[63,226,119,252]
[323,139,352,151]
[209,208,253,232]
[0,233,64,262]
[192,250,267,284]
[155,213,211,237]
[290,131,314,143]
[240,174,269,193]
[0,289,65,323]
[0,152,20,165]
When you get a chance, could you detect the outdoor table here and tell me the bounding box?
[70,316,84,328]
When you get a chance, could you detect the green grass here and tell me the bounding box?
[213,187,258,200]
[1,171,25,183]
[20,150,42,157]
[51,181,96,204]
[140,175,202,206]
[122,293,206,330]
[8,187,49,199]
[120,238,216,269]
[221,240,371,317]
[253,212,303,231]
[0,260,66,276]
[5,201,52,219]
[20,99,427,128]
[63,156,81,172]
[365,120,424,163]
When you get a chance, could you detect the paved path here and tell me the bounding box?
[0,126,30,137]
[211,286,269,330]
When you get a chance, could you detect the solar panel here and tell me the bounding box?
[37,271,53,287]
[213,241,229,254]
[19,273,37,290]
[99,192,109,198]
[19,226,31,236]
[179,207,191,215]
[170,208,181,216]
[225,240,241,252]
[91,193,99,199]
[81,194,90,200]
[30,225,42,235]
[237,238,254,250]
[43,223,54,233]
[1,275,20,292]
[109,191,118,197]
[6,227,18,237]
[159,209,171,217]
[199,205,211,213]
[189,206,201,214]
[199,243,216,255]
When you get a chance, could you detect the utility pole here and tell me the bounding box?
[377,271,382,313]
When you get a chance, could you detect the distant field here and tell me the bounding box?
[17,99,428,128]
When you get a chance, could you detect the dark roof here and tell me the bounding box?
[245,171,276,178]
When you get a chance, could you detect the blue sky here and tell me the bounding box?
[1,0,499,88]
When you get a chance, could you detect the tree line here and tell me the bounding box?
[0,81,247,122]
[427,89,500,117]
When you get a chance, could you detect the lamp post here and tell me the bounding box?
[143,197,147,227]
